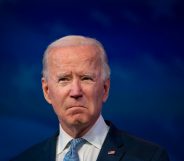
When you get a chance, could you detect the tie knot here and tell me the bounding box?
[70,138,85,150]
[63,138,86,161]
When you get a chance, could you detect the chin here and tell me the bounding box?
[70,115,90,125]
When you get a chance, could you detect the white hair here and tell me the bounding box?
[42,35,110,80]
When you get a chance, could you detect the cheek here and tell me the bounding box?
[49,87,65,107]
[88,86,104,105]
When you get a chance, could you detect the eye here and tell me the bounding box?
[81,75,94,81]
[58,77,70,82]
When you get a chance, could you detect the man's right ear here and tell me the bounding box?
[41,77,52,104]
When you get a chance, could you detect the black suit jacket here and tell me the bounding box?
[11,121,170,161]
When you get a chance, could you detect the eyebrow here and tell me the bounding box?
[81,73,96,77]
[56,72,72,78]
[58,72,96,78]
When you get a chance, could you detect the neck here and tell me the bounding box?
[60,118,99,138]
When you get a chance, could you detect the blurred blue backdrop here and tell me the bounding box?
[0,0,184,161]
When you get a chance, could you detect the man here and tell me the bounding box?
[11,35,170,161]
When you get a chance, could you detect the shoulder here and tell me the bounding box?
[122,132,169,160]
[10,132,58,161]
[105,121,170,161]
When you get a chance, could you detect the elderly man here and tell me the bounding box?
[11,35,170,161]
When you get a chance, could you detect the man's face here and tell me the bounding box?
[42,45,110,132]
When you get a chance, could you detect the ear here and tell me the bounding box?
[102,78,110,102]
[41,77,52,104]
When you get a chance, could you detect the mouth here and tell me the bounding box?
[66,105,86,110]
[66,106,86,115]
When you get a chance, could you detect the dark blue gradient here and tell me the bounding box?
[0,1,184,161]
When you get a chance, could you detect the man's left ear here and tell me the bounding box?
[102,79,110,102]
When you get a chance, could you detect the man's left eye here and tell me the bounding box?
[81,76,93,81]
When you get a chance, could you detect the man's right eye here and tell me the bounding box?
[58,77,70,82]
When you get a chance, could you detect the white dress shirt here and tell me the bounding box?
[56,115,109,161]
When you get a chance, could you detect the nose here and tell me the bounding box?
[69,79,83,99]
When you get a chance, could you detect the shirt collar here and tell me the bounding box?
[57,124,73,155]
[82,115,109,149]
[57,115,109,154]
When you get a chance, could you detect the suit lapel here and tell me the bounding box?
[96,121,126,161]
[42,131,58,161]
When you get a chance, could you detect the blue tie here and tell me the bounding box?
[63,138,85,161]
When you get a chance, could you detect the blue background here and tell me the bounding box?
[0,0,184,161]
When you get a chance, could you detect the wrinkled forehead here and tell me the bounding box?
[47,45,102,73]
[47,45,102,66]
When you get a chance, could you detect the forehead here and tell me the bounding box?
[47,45,102,71]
